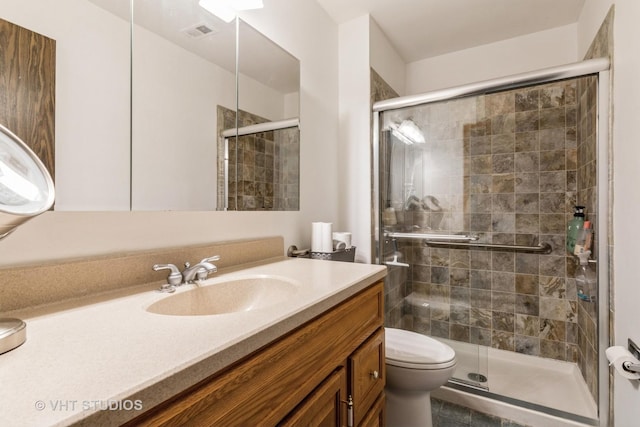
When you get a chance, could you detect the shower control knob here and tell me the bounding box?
[370,370,379,380]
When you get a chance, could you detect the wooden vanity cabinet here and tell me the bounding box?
[127,281,385,427]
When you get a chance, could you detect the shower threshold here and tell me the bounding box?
[437,338,598,425]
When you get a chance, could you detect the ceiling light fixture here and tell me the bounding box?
[199,0,264,23]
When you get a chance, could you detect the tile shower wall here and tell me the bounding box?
[217,106,299,210]
[380,77,600,401]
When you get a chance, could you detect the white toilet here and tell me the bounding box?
[385,328,457,427]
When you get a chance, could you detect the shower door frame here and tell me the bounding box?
[372,58,611,427]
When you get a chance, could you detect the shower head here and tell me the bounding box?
[389,119,425,145]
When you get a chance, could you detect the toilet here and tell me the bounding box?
[385,328,457,427]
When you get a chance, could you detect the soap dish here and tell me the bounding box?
[0,318,26,354]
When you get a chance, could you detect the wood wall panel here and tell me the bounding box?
[0,17,55,179]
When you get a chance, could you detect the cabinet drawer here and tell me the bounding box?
[349,328,385,426]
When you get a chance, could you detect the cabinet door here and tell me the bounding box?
[280,367,348,427]
[349,328,385,426]
[358,392,385,427]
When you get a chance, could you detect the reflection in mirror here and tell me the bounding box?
[1,0,131,211]
[130,0,237,211]
[220,19,300,211]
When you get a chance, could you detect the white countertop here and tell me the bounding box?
[0,257,386,426]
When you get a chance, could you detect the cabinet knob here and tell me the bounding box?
[370,370,379,379]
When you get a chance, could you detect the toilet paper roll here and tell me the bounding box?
[311,222,323,252]
[332,231,352,249]
[605,346,640,380]
[321,222,333,253]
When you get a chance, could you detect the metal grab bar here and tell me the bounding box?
[385,232,479,242]
[424,240,552,254]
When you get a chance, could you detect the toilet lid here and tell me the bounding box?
[385,328,456,368]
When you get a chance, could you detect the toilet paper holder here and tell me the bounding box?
[625,339,640,374]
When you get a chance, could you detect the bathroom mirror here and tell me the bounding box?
[0,0,300,211]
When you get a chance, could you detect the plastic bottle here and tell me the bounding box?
[566,206,585,254]
[575,251,596,302]
[574,221,593,255]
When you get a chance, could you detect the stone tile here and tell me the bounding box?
[539,214,564,234]
[515,131,539,152]
[515,253,539,275]
[515,294,539,316]
[432,267,451,285]
[470,308,492,328]
[492,233,515,245]
[470,175,492,193]
[450,268,470,287]
[431,248,451,266]
[492,330,515,351]
[539,318,566,341]
[539,276,566,298]
[470,326,492,345]
[539,128,566,150]
[491,113,515,135]
[470,410,502,427]
[540,85,567,108]
[540,150,566,171]
[515,111,539,132]
[516,314,539,336]
[515,193,539,213]
[470,194,492,213]
[492,252,515,272]
[451,303,470,325]
[468,135,492,155]
[431,320,450,339]
[539,254,565,276]
[539,171,566,192]
[539,192,566,213]
[470,250,492,270]
[492,153,515,174]
[492,271,515,292]
[486,92,514,117]
[515,89,539,112]
[515,173,539,193]
[540,107,566,129]
[540,339,566,361]
[492,173,515,193]
[539,297,577,323]
[469,214,492,231]
[470,289,492,309]
[516,274,539,295]
[451,286,470,306]
[492,213,515,233]
[514,152,539,173]
[515,335,540,356]
[430,283,450,302]
[450,249,470,268]
[470,155,493,174]
[450,324,470,341]
[515,214,539,234]
[491,134,516,154]
[492,292,515,312]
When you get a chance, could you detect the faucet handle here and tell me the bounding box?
[200,255,220,264]
[152,263,183,286]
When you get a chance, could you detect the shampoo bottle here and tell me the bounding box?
[566,206,585,254]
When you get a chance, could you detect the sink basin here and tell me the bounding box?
[146,275,300,316]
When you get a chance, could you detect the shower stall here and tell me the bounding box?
[372,58,610,426]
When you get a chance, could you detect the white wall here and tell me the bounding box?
[0,0,131,211]
[0,0,339,265]
[406,24,579,94]
[337,15,372,262]
[369,16,406,96]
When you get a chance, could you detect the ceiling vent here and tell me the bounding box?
[181,23,219,39]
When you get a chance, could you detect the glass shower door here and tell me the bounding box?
[377,97,490,389]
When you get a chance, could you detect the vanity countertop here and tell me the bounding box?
[0,257,386,426]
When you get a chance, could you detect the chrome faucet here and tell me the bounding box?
[181,256,220,284]
[152,263,182,292]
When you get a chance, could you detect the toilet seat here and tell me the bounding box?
[385,328,456,370]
